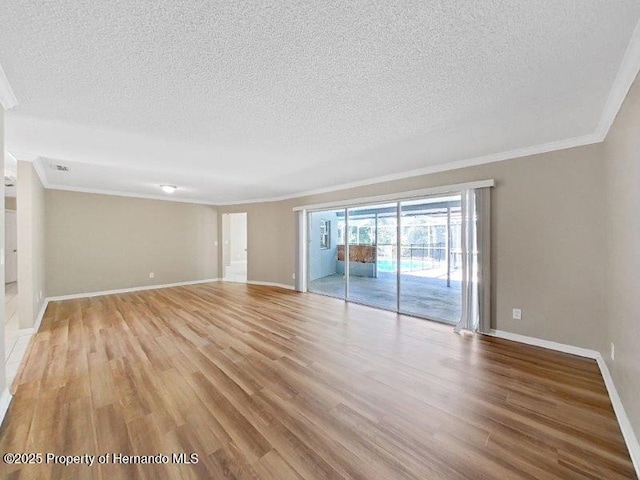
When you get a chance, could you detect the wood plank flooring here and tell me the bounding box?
[0,283,635,479]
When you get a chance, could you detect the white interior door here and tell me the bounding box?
[5,209,18,283]
[222,212,247,282]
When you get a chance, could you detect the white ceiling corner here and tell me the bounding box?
[595,16,640,139]
[1,1,639,205]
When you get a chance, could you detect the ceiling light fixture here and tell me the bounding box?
[160,184,177,194]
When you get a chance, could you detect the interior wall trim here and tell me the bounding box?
[46,278,221,303]
[44,183,218,206]
[220,135,598,206]
[487,329,599,358]
[245,280,296,290]
[596,17,640,140]
[0,62,18,109]
[4,19,640,207]
[43,279,295,306]
[293,179,495,212]
[488,329,640,476]
[1,285,637,475]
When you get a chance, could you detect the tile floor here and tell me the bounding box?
[224,260,248,283]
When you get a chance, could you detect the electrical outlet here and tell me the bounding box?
[611,342,615,361]
[149,272,155,279]
[512,308,522,320]
[292,273,296,280]
[214,240,218,247]
[39,291,43,301]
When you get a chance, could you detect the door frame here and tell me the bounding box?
[303,192,463,325]
[4,209,17,284]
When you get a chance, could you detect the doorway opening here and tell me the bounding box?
[4,158,21,384]
[222,212,248,283]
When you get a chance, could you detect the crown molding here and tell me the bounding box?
[8,131,602,208]
[31,156,49,188]
[595,17,640,140]
[0,129,607,209]
[9,153,218,206]
[292,179,495,212]
[45,183,218,206]
[183,18,640,207]
[0,63,18,110]
[9,152,50,189]
[5,17,640,206]
[217,132,601,205]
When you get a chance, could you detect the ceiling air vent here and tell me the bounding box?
[50,164,70,172]
[4,175,16,187]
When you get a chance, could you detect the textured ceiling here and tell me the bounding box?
[1,1,639,203]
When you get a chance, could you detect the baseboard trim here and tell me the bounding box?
[595,353,640,474]
[33,298,50,332]
[0,388,12,427]
[17,327,35,337]
[46,278,221,302]
[0,278,221,427]
[41,278,296,306]
[246,281,296,291]
[487,329,639,477]
[487,329,599,358]
[2,288,638,472]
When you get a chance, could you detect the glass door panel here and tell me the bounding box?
[308,209,346,299]
[346,203,397,311]
[399,195,462,322]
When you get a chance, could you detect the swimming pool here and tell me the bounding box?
[377,259,433,272]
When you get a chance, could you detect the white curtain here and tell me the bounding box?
[455,188,491,334]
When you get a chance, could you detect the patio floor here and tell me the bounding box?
[308,271,461,323]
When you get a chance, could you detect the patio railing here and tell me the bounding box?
[375,243,461,272]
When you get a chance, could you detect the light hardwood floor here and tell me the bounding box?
[0,283,635,479]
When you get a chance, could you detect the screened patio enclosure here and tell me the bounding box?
[307,194,462,323]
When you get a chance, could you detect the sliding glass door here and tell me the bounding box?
[307,194,463,324]
[399,195,462,322]
[346,203,397,311]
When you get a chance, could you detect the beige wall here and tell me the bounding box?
[46,190,218,296]
[17,161,46,328]
[220,144,607,351]
[219,200,298,288]
[5,196,16,211]
[603,74,640,437]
